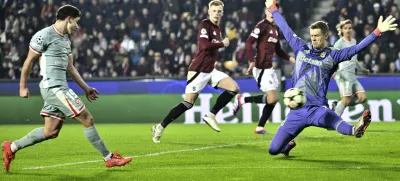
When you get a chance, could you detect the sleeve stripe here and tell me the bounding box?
[29,46,42,54]
[250,33,259,38]
[200,35,209,38]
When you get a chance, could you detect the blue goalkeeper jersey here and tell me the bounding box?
[271,10,379,107]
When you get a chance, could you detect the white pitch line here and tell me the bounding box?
[21,165,400,171]
[22,141,265,170]
[144,165,400,170]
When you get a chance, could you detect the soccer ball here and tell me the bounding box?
[283,88,306,110]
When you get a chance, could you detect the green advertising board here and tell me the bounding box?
[0,91,398,124]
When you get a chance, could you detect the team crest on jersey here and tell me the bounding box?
[201,28,207,34]
[213,31,216,35]
[269,30,273,34]
[320,52,326,58]
[65,40,71,48]
[254,28,260,34]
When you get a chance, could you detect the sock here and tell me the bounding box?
[83,126,111,160]
[255,126,264,131]
[161,101,193,128]
[335,120,354,135]
[104,152,113,161]
[13,127,46,153]
[10,142,18,153]
[211,90,237,115]
[258,104,276,127]
[207,112,215,118]
[244,95,266,104]
[335,101,346,116]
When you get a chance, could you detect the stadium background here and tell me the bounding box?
[0,0,399,124]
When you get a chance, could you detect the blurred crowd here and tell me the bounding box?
[323,0,400,74]
[0,0,398,80]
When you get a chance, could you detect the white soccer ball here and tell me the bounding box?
[283,88,306,110]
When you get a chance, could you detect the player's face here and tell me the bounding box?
[67,17,80,36]
[265,8,274,23]
[208,5,223,24]
[342,23,353,38]
[310,29,327,49]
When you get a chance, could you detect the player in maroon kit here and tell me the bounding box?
[151,0,239,143]
[233,5,295,134]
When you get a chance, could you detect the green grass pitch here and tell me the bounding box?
[1,122,400,181]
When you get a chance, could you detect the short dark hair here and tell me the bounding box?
[309,21,329,35]
[56,5,81,20]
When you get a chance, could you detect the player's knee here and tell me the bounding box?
[81,116,95,128]
[268,146,280,155]
[358,97,367,104]
[44,129,60,139]
[267,96,279,105]
[227,86,239,93]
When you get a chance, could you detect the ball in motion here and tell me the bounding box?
[283,88,306,110]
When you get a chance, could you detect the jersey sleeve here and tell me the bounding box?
[245,23,264,61]
[197,21,224,51]
[271,10,307,54]
[330,30,380,65]
[29,30,48,54]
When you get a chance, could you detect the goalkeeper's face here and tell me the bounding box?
[310,29,328,49]
[208,5,223,24]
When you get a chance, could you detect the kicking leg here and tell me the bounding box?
[2,117,62,172]
[74,109,132,167]
[316,108,371,137]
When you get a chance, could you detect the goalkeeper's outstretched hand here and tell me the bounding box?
[377,15,398,33]
[265,0,277,10]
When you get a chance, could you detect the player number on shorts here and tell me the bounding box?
[66,90,81,104]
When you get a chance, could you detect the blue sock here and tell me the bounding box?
[335,120,354,135]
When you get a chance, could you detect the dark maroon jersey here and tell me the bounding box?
[188,19,224,73]
[245,19,289,69]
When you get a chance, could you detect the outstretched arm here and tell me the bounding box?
[331,15,398,64]
[265,0,307,53]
